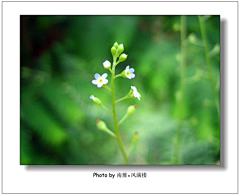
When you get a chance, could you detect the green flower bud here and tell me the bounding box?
[111,47,117,57]
[96,119,108,131]
[132,131,140,145]
[209,44,220,57]
[188,33,197,44]
[118,53,128,62]
[212,44,220,54]
[90,95,102,106]
[113,42,118,49]
[127,105,137,115]
[96,119,116,138]
[173,23,180,31]
[188,33,203,46]
[118,44,124,55]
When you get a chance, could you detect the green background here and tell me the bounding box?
[20,15,220,165]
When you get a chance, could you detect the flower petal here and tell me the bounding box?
[90,95,94,99]
[131,86,137,91]
[97,83,103,88]
[94,73,100,79]
[126,65,130,70]
[126,74,131,79]
[102,73,108,79]
[130,73,135,79]
[103,79,108,84]
[129,68,135,73]
[92,80,98,85]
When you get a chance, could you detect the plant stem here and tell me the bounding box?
[180,15,186,90]
[118,112,129,126]
[101,104,113,114]
[174,15,186,165]
[104,128,116,138]
[103,85,112,92]
[198,15,220,118]
[114,74,122,79]
[115,95,129,103]
[111,58,129,165]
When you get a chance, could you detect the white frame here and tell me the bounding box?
[2,1,238,193]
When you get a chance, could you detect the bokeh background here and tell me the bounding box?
[20,15,220,165]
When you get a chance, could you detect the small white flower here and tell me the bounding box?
[131,86,141,101]
[103,60,111,69]
[125,65,135,79]
[90,95,95,100]
[92,73,108,88]
[90,95,102,105]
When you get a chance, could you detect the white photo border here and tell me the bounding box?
[2,1,238,194]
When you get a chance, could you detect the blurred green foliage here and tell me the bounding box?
[20,15,220,165]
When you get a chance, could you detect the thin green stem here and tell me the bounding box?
[118,112,129,126]
[114,74,122,79]
[174,15,187,165]
[115,95,129,104]
[180,15,186,90]
[198,15,220,118]
[174,121,182,164]
[127,133,139,157]
[104,128,116,138]
[101,104,113,114]
[103,85,112,92]
[111,58,129,165]
[127,144,134,157]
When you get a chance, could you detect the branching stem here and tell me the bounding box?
[198,15,220,118]
[111,57,129,165]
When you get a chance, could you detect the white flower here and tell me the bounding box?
[103,60,111,69]
[125,65,135,79]
[90,95,102,105]
[90,95,95,100]
[92,73,108,88]
[131,86,141,101]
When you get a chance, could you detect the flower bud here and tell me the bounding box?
[118,53,128,62]
[96,119,108,131]
[209,44,220,57]
[96,119,116,138]
[111,47,117,57]
[103,60,111,69]
[127,105,137,115]
[113,42,118,49]
[132,131,140,145]
[90,95,102,106]
[118,44,124,55]
[188,33,197,44]
[173,23,180,31]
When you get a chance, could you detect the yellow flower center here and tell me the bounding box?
[127,71,130,76]
[99,78,103,83]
